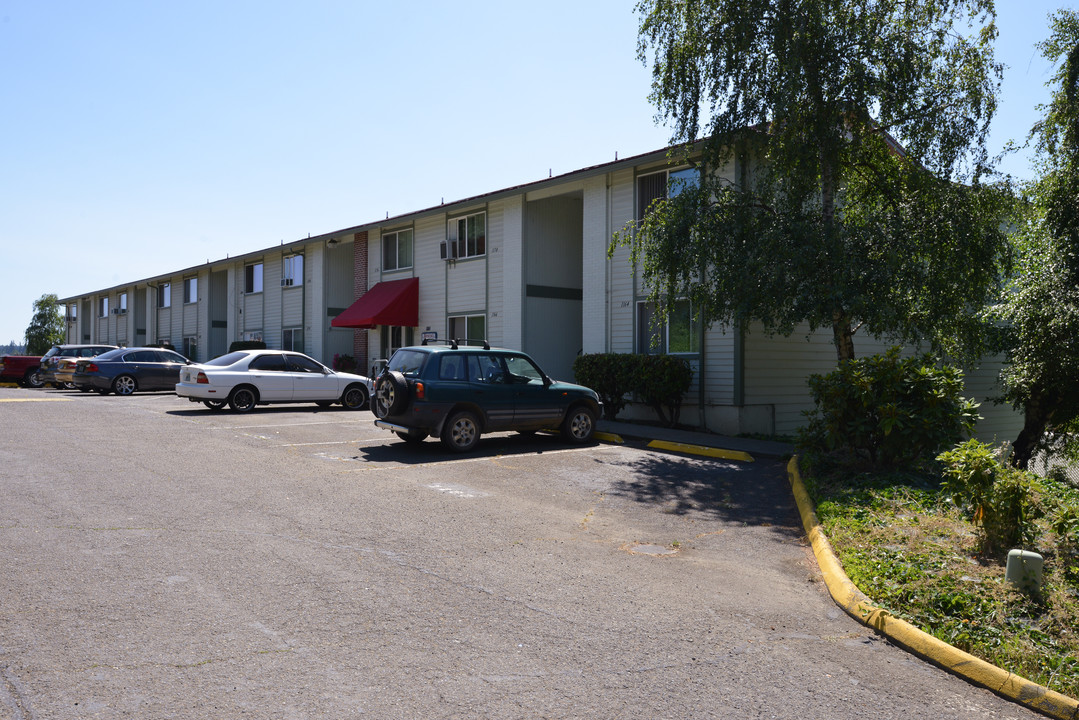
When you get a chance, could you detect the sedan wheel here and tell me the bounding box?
[203,400,227,411]
[112,375,137,396]
[561,405,597,443]
[229,386,258,413]
[341,385,368,410]
[441,410,480,453]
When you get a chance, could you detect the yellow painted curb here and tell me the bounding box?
[648,439,754,462]
[787,456,1079,720]
[595,431,624,444]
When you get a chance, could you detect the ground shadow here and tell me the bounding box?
[602,449,803,537]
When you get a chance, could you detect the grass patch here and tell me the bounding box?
[801,453,1079,699]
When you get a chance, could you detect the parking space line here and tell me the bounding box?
[0,397,73,403]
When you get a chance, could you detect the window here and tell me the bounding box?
[184,277,197,304]
[637,300,699,355]
[283,327,304,353]
[286,354,323,373]
[98,297,109,317]
[282,254,303,287]
[380,326,415,360]
[250,354,287,372]
[67,304,77,320]
[182,336,198,362]
[242,331,263,343]
[382,228,413,271]
[447,212,486,259]
[244,263,263,294]
[118,292,127,314]
[158,283,171,308]
[448,314,485,344]
[637,167,699,222]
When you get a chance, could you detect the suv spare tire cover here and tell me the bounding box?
[376,371,410,417]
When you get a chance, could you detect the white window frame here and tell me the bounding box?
[447,211,486,260]
[184,277,197,304]
[447,314,486,344]
[98,297,109,317]
[636,167,699,222]
[283,327,304,352]
[282,254,303,287]
[182,336,198,362]
[382,228,414,272]
[158,283,171,308]
[244,263,264,294]
[636,299,699,355]
[118,292,127,315]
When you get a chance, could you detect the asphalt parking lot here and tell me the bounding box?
[0,388,1042,719]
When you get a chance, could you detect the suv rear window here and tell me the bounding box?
[387,349,427,377]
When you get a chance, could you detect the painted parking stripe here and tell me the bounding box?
[0,397,73,403]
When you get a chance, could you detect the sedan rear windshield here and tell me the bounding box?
[203,351,249,367]
[94,348,126,361]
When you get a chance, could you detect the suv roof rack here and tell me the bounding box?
[419,338,491,350]
[455,338,490,350]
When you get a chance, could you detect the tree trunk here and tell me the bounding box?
[1011,395,1051,470]
[832,312,856,363]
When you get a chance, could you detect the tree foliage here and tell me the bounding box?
[623,0,1012,362]
[989,9,1079,470]
[24,294,65,355]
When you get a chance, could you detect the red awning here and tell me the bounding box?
[331,277,419,329]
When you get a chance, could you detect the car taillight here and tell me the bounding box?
[85,363,98,372]
[197,372,209,384]
[415,382,424,400]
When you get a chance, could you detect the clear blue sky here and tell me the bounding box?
[0,1,1071,345]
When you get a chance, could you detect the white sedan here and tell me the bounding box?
[175,349,372,412]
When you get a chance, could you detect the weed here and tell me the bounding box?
[803,449,1079,698]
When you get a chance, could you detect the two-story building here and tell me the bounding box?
[60,142,1021,440]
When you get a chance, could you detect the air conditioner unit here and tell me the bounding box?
[440,241,458,260]
[281,278,294,287]
[111,308,120,315]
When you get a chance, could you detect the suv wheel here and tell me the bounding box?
[441,410,480,453]
[374,372,408,417]
[561,405,597,444]
[23,369,44,388]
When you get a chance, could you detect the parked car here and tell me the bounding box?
[73,347,192,395]
[0,355,44,387]
[371,340,601,452]
[40,344,116,388]
[175,349,373,412]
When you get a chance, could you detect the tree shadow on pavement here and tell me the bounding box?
[604,450,803,535]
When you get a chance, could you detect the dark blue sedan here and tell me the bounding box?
[73,347,192,395]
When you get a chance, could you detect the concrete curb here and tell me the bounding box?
[647,439,754,462]
[787,456,1079,720]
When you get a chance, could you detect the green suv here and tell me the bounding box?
[371,340,601,452]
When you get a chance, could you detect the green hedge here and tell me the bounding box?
[573,353,693,426]
[229,340,267,353]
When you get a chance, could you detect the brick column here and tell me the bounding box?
[352,231,369,364]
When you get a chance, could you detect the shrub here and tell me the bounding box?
[572,353,694,425]
[636,354,693,427]
[937,440,1043,553]
[229,340,266,353]
[573,353,640,420]
[800,347,980,466]
[333,353,359,373]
